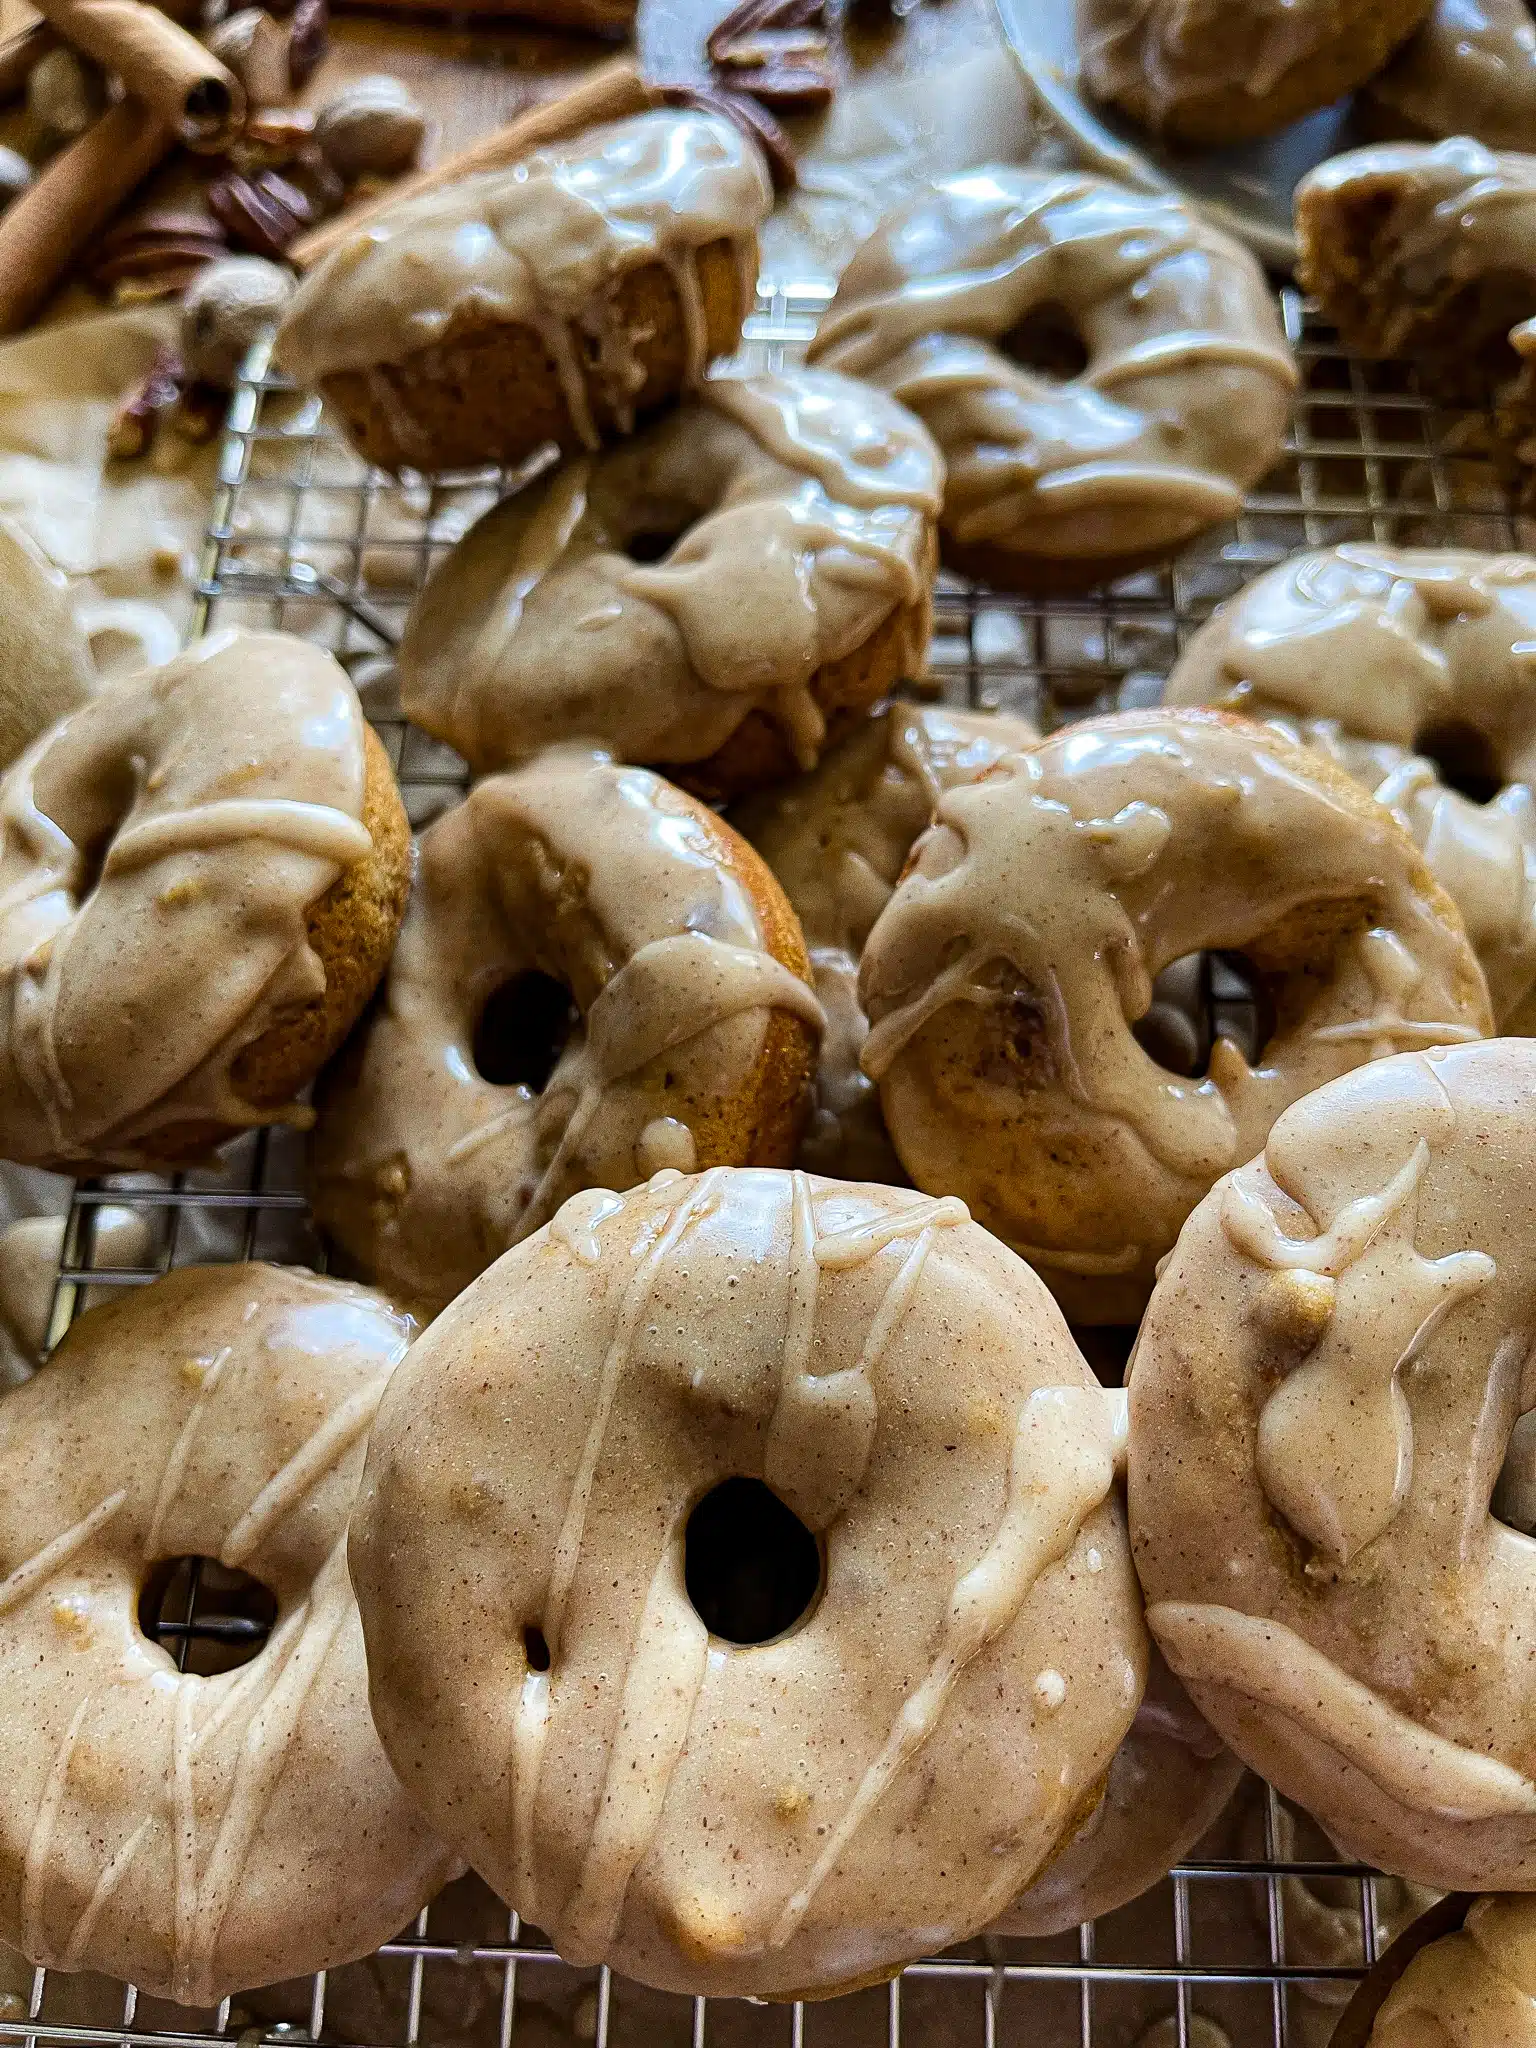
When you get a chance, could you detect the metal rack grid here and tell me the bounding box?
[3,276,1522,2048]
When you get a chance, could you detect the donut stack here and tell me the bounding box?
[0,96,1534,2044]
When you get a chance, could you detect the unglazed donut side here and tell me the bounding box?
[350,1169,1145,1999]
[1130,1040,1536,1890]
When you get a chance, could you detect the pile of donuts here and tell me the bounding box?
[4,92,1536,2047]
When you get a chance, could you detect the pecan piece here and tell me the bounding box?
[706,0,822,62]
[731,60,834,111]
[107,347,184,460]
[208,170,303,259]
[287,0,329,89]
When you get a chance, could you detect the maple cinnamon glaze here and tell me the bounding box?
[0,628,408,1172]
[806,167,1296,588]
[1131,1040,1536,1890]
[312,749,822,1320]
[0,1264,454,2004]
[398,370,941,800]
[351,1169,1143,1999]
[276,110,771,475]
[1367,0,1536,149]
[1168,545,1536,1026]
[858,711,1491,1323]
[1360,1895,1536,2045]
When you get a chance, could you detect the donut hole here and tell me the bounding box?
[472,970,579,1091]
[137,1555,278,1676]
[1132,950,1276,1077]
[624,527,688,565]
[1494,1413,1536,1536]
[684,1477,823,1646]
[522,1624,551,1672]
[1416,719,1503,805]
[998,302,1091,383]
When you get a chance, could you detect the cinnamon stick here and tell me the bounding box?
[27,0,243,148]
[330,0,634,27]
[292,54,655,269]
[0,95,172,334]
[0,20,57,104]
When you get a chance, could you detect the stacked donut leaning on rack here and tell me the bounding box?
[4,66,1536,2042]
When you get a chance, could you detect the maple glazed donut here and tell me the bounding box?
[1075,0,1433,146]
[857,710,1492,1324]
[1167,545,1536,1027]
[275,108,772,476]
[0,628,409,1173]
[0,1262,454,2005]
[1366,0,1536,151]
[1130,1038,1536,1891]
[806,166,1296,591]
[350,1168,1145,1999]
[311,750,822,1320]
[1336,1893,1536,2046]
[735,702,1039,1182]
[397,368,942,802]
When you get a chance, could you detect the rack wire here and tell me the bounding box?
[4,276,1525,2048]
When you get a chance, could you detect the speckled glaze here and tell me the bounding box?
[350,1168,1144,1999]
[807,165,1295,577]
[1366,1895,1536,2044]
[0,1263,455,2004]
[1131,1039,1536,1891]
[1168,545,1536,1026]
[735,703,1039,1183]
[858,710,1491,1323]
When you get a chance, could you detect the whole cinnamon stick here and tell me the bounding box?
[0,95,172,334]
[292,54,655,269]
[27,0,243,147]
[0,21,58,104]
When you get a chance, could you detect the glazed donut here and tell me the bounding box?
[0,515,91,772]
[350,1168,1144,1999]
[1076,0,1433,145]
[1129,1037,1536,1890]
[398,369,941,801]
[1334,1893,1532,2047]
[0,628,409,1172]
[857,710,1492,1323]
[1167,544,1536,1026]
[276,109,772,477]
[0,1261,454,2004]
[734,702,1039,1183]
[1365,0,1536,150]
[994,1648,1242,1936]
[311,749,822,1320]
[1296,141,1536,509]
[806,166,1296,590]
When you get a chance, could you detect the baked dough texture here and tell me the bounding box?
[858,709,1491,1323]
[350,1168,1144,1999]
[1075,0,1433,146]
[1131,1039,1536,1891]
[0,628,409,1172]
[735,703,1040,1183]
[1167,544,1536,1027]
[807,165,1296,586]
[312,749,823,1319]
[276,110,772,476]
[1366,0,1536,151]
[0,1263,454,2005]
[398,369,941,799]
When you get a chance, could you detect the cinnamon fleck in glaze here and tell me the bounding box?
[276,109,772,450]
[350,1169,1144,1999]
[312,749,823,1320]
[736,702,1039,1183]
[806,166,1296,582]
[0,629,390,1171]
[398,369,942,791]
[858,710,1491,1323]
[0,1263,454,2005]
[1168,544,1536,1026]
[1131,1041,1536,1891]
[1368,1895,1536,2044]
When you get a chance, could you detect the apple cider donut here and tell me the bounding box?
[1130,1038,1536,1891]
[398,369,942,802]
[734,702,1039,1183]
[350,1169,1144,1999]
[858,710,1492,1323]
[1168,544,1536,1026]
[312,750,822,1320]
[806,167,1296,591]
[0,1262,454,2005]
[1366,0,1536,150]
[276,109,772,476]
[0,628,409,1173]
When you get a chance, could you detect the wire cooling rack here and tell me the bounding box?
[4,276,1529,2048]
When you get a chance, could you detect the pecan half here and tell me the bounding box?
[706,0,822,62]
[107,347,184,460]
[208,170,304,259]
